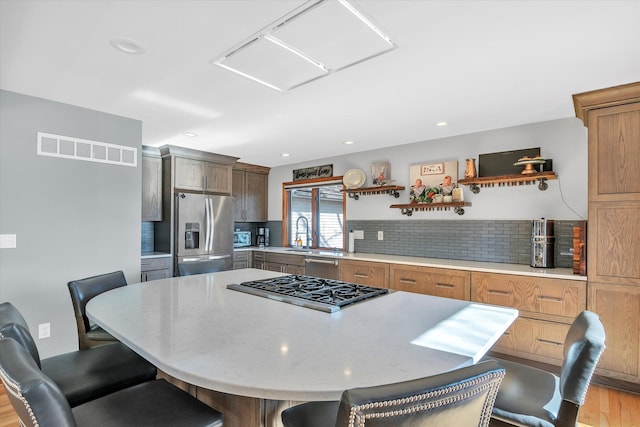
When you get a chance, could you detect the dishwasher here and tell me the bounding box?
[304,256,339,280]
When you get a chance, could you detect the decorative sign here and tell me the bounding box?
[293,164,333,181]
[420,163,444,175]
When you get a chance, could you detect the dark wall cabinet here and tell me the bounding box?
[142,147,162,221]
[174,157,233,195]
[233,163,270,222]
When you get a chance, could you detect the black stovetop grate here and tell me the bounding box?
[227,275,388,313]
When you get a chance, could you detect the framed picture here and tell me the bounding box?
[371,161,391,185]
[409,160,458,203]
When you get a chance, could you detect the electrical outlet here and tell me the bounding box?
[353,230,364,239]
[38,323,50,339]
[378,231,384,240]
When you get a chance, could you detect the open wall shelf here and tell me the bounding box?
[342,185,404,200]
[390,202,471,216]
[458,171,557,193]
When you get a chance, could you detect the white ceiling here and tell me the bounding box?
[1,0,639,167]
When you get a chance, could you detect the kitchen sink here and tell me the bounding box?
[285,248,313,253]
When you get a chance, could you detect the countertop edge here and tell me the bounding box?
[237,247,586,281]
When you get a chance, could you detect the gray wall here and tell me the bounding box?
[268,118,588,221]
[0,90,142,357]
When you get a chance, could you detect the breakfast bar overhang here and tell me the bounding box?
[87,269,518,427]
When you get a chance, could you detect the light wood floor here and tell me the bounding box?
[1,382,639,427]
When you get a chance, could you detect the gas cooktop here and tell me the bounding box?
[227,275,388,313]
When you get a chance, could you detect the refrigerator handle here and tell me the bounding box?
[209,198,215,252]
[204,197,211,252]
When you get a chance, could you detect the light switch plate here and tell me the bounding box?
[378,231,384,240]
[0,234,17,249]
[38,323,51,339]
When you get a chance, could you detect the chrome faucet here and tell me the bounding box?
[295,216,311,249]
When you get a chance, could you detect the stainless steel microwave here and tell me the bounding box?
[233,231,252,247]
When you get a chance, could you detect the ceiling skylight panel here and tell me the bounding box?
[218,37,326,92]
[212,0,395,92]
[271,0,395,71]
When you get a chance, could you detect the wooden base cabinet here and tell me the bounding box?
[339,260,389,289]
[265,253,304,275]
[390,264,470,300]
[233,251,250,270]
[141,256,172,282]
[588,282,640,382]
[471,272,587,366]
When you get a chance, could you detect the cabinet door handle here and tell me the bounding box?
[488,289,511,296]
[354,273,368,278]
[399,278,416,284]
[537,295,562,302]
[537,338,563,346]
[436,283,454,289]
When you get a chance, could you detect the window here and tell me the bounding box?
[283,177,345,250]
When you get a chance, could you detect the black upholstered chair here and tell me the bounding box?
[178,259,226,276]
[0,337,224,427]
[0,302,157,407]
[489,310,606,427]
[67,270,127,349]
[281,360,505,427]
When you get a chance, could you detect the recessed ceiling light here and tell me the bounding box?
[343,140,355,145]
[183,132,198,137]
[281,153,291,157]
[110,38,146,55]
[435,121,448,127]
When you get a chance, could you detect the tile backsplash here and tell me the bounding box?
[346,219,579,268]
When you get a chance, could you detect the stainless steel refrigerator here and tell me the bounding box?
[175,193,234,272]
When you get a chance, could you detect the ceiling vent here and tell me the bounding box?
[37,132,137,167]
[213,0,396,92]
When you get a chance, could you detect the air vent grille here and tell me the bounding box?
[37,132,137,167]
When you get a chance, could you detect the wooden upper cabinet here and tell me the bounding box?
[587,104,640,202]
[233,163,269,222]
[203,161,232,194]
[161,146,238,195]
[174,157,206,191]
[573,82,640,203]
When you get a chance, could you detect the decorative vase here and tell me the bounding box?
[465,158,477,179]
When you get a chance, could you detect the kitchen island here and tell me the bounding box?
[87,268,517,427]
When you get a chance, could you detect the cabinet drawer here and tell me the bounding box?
[472,272,586,321]
[253,251,266,261]
[339,260,389,289]
[266,253,304,266]
[493,317,570,365]
[390,265,470,300]
[141,257,172,271]
[234,251,249,261]
[144,269,171,281]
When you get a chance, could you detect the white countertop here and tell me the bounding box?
[87,269,517,401]
[238,247,585,281]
